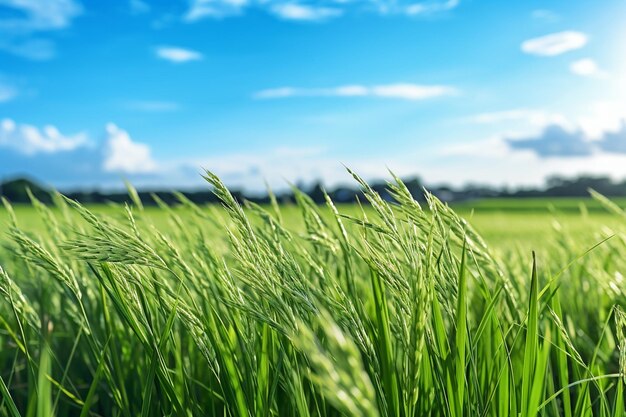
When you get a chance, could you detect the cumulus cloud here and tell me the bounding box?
[155,46,203,63]
[578,101,626,139]
[506,121,626,158]
[521,31,588,56]
[440,106,626,186]
[254,83,456,100]
[506,125,592,157]
[0,121,413,191]
[570,58,606,78]
[0,118,88,154]
[185,0,460,21]
[0,120,161,186]
[103,123,158,174]
[599,121,626,154]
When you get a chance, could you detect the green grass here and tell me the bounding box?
[1,172,626,416]
[453,197,626,213]
[2,200,622,251]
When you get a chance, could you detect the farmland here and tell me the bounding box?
[2,196,623,251]
[1,173,626,416]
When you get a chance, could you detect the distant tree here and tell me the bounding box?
[4,173,626,206]
[546,175,619,197]
[403,177,425,201]
[0,178,52,204]
[307,182,326,204]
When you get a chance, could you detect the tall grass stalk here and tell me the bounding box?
[0,170,625,416]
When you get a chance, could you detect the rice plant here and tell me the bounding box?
[0,169,625,417]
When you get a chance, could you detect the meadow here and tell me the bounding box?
[1,171,626,416]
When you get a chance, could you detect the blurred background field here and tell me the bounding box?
[2,197,623,251]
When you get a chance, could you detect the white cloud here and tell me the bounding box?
[185,0,460,21]
[464,109,568,127]
[103,123,157,174]
[0,121,163,185]
[433,102,626,186]
[271,3,342,21]
[531,9,559,21]
[0,118,88,154]
[433,130,626,188]
[439,135,511,159]
[405,0,458,16]
[454,103,626,160]
[0,0,82,33]
[371,84,455,100]
[125,100,180,112]
[430,147,626,188]
[155,46,203,63]
[577,101,626,139]
[254,87,298,99]
[188,148,422,192]
[570,58,606,78]
[521,31,588,56]
[254,83,456,100]
[0,0,82,60]
[0,83,18,102]
[185,0,248,20]
[466,103,626,142]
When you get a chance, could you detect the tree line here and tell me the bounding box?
[0,174,624,205]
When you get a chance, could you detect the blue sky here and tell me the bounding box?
[0,0,625,190]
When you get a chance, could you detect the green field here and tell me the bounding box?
[2,197,622,251]
[453,197,626,213]
[1,175,626,416]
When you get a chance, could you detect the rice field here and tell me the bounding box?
[1,171,626,416]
